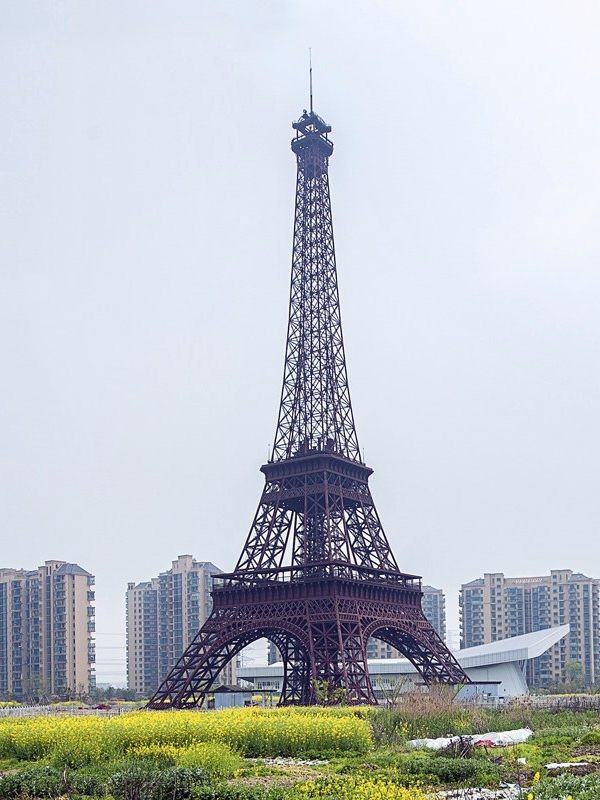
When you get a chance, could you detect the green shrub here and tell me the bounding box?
[68,767,106,796]
[531,772,600,799]
[0,764,111,799]
[0,761,211,800]
[192,786,289,800]
[580,729,600,745]
[368,709,409,747]
[532,728,584,744]
[153,766,210,800]
[107,762,209,800]
[0,765,63,799]
[401,754,502,785]
[0,772,22,799]
[352,747,405,768]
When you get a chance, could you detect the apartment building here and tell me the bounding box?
[421,585,447,642]
[127,555,235,696]
[0,561,95,700]
[460,570,600,687]
[126,579,159,697]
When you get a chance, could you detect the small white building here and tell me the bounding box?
[237,625,570,702]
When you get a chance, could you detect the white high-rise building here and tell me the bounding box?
[127,555,235,696]
[0,561,95,700]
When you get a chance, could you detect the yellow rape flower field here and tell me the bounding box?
[0,708,397,800]
[0,707,372,764]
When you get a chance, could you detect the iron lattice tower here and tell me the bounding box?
[147,107,469,708]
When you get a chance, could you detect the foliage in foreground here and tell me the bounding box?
[527,772,600,799]
[289,776,429,799]
[0,762,211,800]
[367,702,600,745]
[2,703,600,799]
[0,768,434,800]
[128,741,243,779]
[0,707,372,764]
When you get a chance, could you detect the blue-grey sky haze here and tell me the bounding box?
[2,1,600,683]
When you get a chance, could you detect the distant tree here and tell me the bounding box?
[564,660,584,692]
[375,675,409,707]
[89,685,138,702]
[22,676,50,705]
[312,679,347,706]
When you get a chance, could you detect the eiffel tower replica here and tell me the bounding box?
[147,100,469,709]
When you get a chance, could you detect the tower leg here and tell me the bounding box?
[147,604,313,709]
[270,634,311,705]
[306,597,376,705]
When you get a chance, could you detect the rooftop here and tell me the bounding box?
[55,563,92,577]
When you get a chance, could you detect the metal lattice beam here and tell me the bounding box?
[272,112,360,463]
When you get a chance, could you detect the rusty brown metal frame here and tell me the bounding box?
[147,575,468,708]
[146,108,470,710]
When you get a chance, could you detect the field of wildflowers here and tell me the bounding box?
[1,703,600,798]
[0,707,372,765]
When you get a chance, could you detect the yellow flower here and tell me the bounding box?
[533,771,540,783]
[0,706,372,763]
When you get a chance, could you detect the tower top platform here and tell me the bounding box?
[291,109,333,158]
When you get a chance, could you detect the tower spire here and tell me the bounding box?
[309,48,313,113]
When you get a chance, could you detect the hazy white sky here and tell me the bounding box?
[2,1,600,683]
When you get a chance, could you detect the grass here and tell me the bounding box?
[1,699,600,798]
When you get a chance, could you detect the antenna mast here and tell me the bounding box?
[309,49,313,113]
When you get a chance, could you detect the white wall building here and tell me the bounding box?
[238,625,570,702]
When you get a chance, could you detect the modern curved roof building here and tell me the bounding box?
[237,625,570,701]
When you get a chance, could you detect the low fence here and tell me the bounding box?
[511,693,600,710]
[0,705,133,718]
[2,694,600,717]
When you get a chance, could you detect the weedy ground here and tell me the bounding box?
[1,699,600,798]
